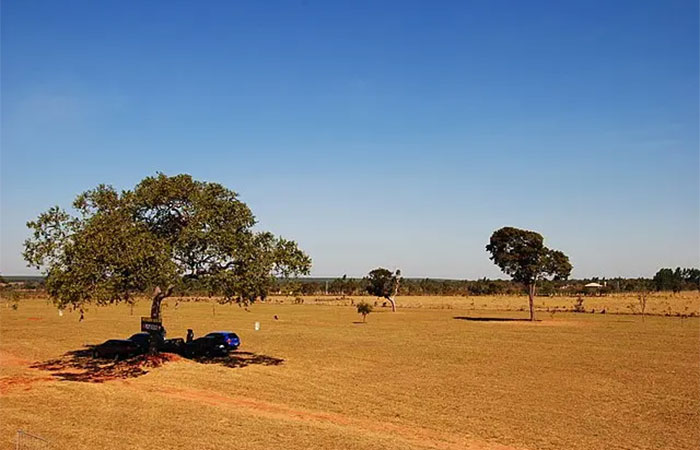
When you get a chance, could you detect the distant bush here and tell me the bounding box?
[356,302,373,323]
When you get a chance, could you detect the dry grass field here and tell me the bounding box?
[1,294,699,449]
[294,292,700,316]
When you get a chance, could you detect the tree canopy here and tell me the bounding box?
[653,267,700,293]
[486,227,571,320]
[24,174,312,318]
[356,301,373,322]
[366,268,401,312]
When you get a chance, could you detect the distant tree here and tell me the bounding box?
[356,301,373,322]
[299,281,320,296]
[653,268,683,293]
[486,227,572,321]
[329,274,348,296]
[654,267,700,292]
[24,174,312,332]
[637,291,649,321]
[366,268,401,312]
[680,268,700,290]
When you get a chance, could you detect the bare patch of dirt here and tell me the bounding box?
[0,375,53,394]
[0,351,31,368]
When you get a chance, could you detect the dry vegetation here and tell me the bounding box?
[1,295,699,449]
[296,291,700,316]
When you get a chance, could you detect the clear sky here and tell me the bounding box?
[1,1,698,279]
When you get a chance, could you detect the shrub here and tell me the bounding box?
[356,302,373,323]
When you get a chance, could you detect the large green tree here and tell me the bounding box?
[653,267,700,292]
[366,268,401,312]
[486,227,572,321]
[24,174,311,321]
[652,268,682,293]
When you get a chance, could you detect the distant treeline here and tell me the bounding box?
[2,267,698,297]
[270,269,699,297]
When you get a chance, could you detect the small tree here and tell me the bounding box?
[637,291,648,321]
[24,174,312,344]
[486,227,572,321]
[366,268,401,312]
[356,301,373,322]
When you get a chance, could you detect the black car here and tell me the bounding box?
[91,339,141,360]
[183,336,225,357]
[92,333,162,359]
[161,337,186,354]
[127,332,153,353]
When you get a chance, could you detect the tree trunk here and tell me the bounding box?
[149,285,173,354]
[528,283,536,321]
[150,285,174,319]
[385,272,401,313]
[150,295,163,320]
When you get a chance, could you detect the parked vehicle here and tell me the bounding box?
[93,332,166,359]
[91,339,141,360]
[93,330,238,360]
[161,337,186,354]
[204,332,240,351]
[127,332,153,353]
[184,336,225,357]
[183,332,240,358]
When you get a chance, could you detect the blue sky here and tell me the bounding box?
[1,0,698,278]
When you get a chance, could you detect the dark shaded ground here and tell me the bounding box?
[30,348,284,383]
[453,316,540,322]
[191,351,283,369]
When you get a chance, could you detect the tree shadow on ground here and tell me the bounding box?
[453,316,540,322]
[30,348,284,383]
[191,351,284,369]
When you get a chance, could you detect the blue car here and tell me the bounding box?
[204,331,240,351]
[183,331,240,358]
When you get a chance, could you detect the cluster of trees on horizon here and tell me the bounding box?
[3,267,699,297]
[271,267,700,298]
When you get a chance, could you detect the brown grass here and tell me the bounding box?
[293,291,700,316]
[1,296,699,449]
